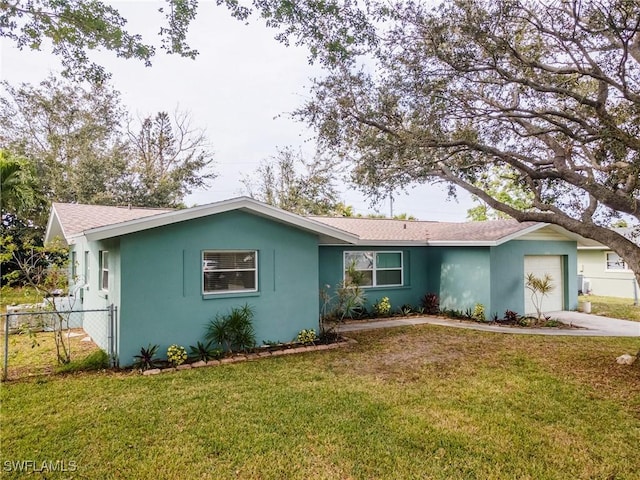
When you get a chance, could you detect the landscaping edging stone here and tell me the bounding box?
[141,337,356,375]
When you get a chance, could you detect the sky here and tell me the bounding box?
[0,0,474,221]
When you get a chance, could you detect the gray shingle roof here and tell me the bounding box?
[310,216,538,242]
[52,202,174,237]
[49,201,542,244]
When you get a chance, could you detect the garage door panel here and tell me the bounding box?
[524,256,563,314]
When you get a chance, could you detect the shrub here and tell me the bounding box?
[133,344,159,371]
[167,344,188,366]
[399,304,413,316]
[473,303,486,322]
[336,283,367,321]
[296,329,317,344]
[206,304,256,353]
[320,268,368,323]
[421,293,440,314]
[374,297,391,317]
[443,308,465,319]
[189,340,222,362]
[504,310,519,323]
[318,326,340,344]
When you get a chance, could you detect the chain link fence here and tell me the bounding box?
[1,305,117,380]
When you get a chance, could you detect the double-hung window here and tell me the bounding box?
[203,250,258,294]
[605,251,628,271]
[344,251,403,287]
[84,251,90,288]
[70,251,77,282]
[100,251,109,291]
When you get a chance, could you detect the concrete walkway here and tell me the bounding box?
[336,311,640,337]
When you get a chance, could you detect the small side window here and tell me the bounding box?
[70,251,77,282]
[84,251,90,288]
[605,252,628,271]
[100,251,109,291]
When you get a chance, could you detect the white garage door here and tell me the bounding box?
[524,256,564,315]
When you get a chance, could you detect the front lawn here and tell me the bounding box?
[579,294,640,322]
[2,325,639,479]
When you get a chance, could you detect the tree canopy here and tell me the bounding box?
[281,0,640,283]
[241,147,343,215]
[0,0,198,81]
[0,75,215,217]
[125,111,216,208]
[0,150,38,217]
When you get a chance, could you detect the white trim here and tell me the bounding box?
[202,249,258,295]
[84,250,91,290]
[426,240,500,247]
[44,204,67,245]
[79,197,358,244]
[344,250,404,288]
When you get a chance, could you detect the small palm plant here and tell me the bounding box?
[206,304,256,353]
[525,273,555,324]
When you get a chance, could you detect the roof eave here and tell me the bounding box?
[427,240,499,247]
[82,197,359,244]
[44,204,67,245]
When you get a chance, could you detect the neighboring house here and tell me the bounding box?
[45,197,581,366]
[577,228,640,299]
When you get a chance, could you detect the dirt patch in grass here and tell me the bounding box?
[336,326,640,409]
[333,327,501,381]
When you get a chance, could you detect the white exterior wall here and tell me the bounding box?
[68,237,121,352]
[577,249,638,299]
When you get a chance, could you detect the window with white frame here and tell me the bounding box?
[100,251,109,291]
[70,250,77,281]
[84,251,90,288]
[344,251,403,287]
[203,251,257,294]
[605,251,629,271]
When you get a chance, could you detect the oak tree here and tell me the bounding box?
[287,0,640,284]
[0,0,198,81]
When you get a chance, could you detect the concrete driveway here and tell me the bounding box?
[337,312,640,337]
[548,311,640,337]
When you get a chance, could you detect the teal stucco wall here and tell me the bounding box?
[113,210,320,366]
[425,247,492,314]
[319,246,431,314]
[490,240,578,316]
[320,240,578,320]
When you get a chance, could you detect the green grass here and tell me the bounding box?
[1,329,102,379]
[56,349,110,374]
[1,285,43,312]
[579,294,640,321]
[2,326,639,479]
